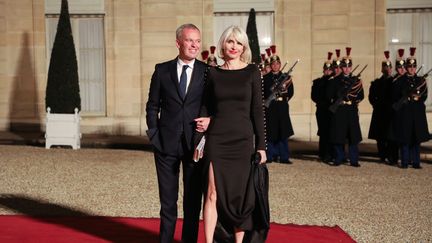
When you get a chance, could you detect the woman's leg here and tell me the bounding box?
[234,228,245,243]
[204,162,217,243]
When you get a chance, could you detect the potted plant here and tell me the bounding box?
[45,0,81,149]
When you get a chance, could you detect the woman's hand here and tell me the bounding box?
[257,150,267,164]
[194,117,210,132]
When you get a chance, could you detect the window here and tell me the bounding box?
[46,15,106,115]
[213,12,274,64]
[387,10,432,107]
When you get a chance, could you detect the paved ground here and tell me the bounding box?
[0,131,431,242]
[1,130,431,159]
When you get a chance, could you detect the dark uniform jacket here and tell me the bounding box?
[368,74,393,140]
[311,75,332,136]
[263,71,294,141]
[326,73,364,144]
[389,74,429,144]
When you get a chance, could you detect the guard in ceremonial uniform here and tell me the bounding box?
[368,51,397,164]
[264,48,272,75]
[207,46,218,67]
[259,53,267,75]
[311,52,334,162]
[263,45,294,164]
[390,47,429,169]
[386,49,406,165]
[332,49,343,77]
[326,47,363,167]
[394,49,407,79]
[201,50,209,64]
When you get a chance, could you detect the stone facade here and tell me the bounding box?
[275,0,387,141]
[0,0,46,132]
[0,0,430,141]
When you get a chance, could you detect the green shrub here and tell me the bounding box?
[45,0,81,114]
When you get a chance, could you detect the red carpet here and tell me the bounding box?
[0,215,355,242]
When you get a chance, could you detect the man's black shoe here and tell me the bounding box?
[351,163,361,167]
[387,160,397,166]
[280,160,293,164]
[400,164,408,169]
[413,165,422,169]
[322,156,333,163]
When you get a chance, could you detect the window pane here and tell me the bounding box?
[419,12,432,107]
[46,16,106,115]
[420,12,432,43]
[46,18,58,54]
[214,12,274,63]
[387,11,432,108]
[78,18,106,114]
[256,13,274,52]
[387,13,412,44]
[387,12,412,71]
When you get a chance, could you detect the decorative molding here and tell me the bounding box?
[214,0,274,13]
[45,0,105,14]
[387,0,432,9]
[46,14,105,18]
[387,8,432,13]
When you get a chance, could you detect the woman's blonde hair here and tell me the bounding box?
[217,25,251,63]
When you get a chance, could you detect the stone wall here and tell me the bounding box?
[83,0,214,135]
[274,0,388,141]
[0,0,46,132]
[0,0,431,141]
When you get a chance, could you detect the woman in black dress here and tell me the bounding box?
[195,25,266,242]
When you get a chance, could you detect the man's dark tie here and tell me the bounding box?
[179,65,189,99]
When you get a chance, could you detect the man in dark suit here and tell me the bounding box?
[145,23,207,243]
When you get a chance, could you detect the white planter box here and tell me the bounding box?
[45,107,81,149]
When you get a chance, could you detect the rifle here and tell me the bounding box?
[416,64,424,75]
[328,64,359,81]
[328,64,368,113]
[349,65,360,76]
[423,67,432,79]
[392,73,403,82]
[392,67,432,111]
[264,59,299,108]
[394,66,424,83]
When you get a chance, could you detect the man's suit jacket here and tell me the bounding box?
[146,58,207,156]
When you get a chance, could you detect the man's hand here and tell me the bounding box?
[194,117,210,132]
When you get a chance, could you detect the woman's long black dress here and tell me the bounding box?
[202,64,266,231]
